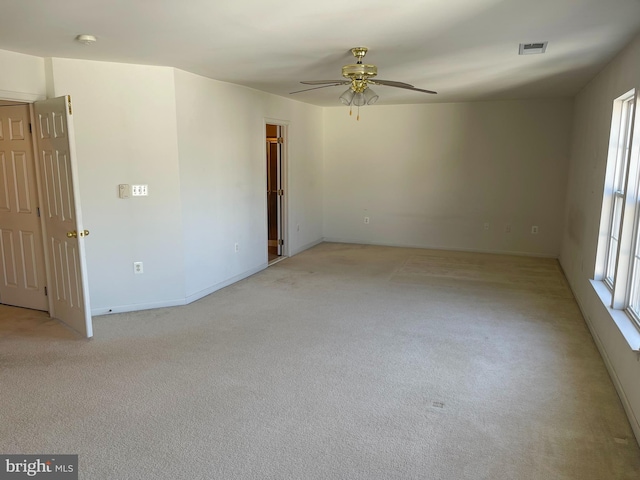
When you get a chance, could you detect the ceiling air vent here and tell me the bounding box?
[519,42,548,55]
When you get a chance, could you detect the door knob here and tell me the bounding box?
[66,230,77,238]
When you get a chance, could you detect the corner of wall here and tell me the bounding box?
[44,58,55,98]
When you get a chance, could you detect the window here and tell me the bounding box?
[604,95,635,288]
[596,89,640,332]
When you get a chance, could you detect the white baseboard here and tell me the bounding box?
[557,265,640,447]
[321,237,558,258]
[289,238,323,256]
[92,264,267,316]
[92,298,186,316]
[184,263,266,304]
[580,307,640,446]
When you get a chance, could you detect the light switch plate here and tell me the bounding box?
[132,185,148,196]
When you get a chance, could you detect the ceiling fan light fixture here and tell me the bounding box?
[364,88,379,105]
[339,88,355,105]
[353,92,367,107]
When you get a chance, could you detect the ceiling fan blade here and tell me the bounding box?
[301,80,349,85]
[371,79,415,88]
[290,83,346,94]
[399,85,438,94]
[374,81,437,95]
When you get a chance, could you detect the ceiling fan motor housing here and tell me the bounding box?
[342,46,377,91]
[342,65,377,93]
[341,64,377,80]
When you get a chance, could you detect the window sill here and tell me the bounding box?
[590,280,640,351]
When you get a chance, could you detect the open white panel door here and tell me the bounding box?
[34,96,93,338]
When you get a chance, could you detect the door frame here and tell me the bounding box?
[265,119,289,260]
[0,91,53,316]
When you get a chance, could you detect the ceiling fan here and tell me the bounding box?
[290,47,437,119]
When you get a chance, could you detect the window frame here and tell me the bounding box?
[595,88,640,341]
[603,96,635,289]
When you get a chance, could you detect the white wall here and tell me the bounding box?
[0,49,46,100]
[173,70,324,299]
[323,100,573,257]
[40,59,324,312]
[560,32,640,441]
[48,59,186,313]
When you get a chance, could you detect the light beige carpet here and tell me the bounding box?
[1,242,639,479]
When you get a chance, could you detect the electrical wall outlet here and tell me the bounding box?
[234,243,239,253]
[484,222,490,231]
[531,225,539,234]
[133,262,143,274]
[505,224,512,233]
[364,216,370,224]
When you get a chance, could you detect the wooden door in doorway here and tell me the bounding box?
[0,104,48,311]
[266,124,283,262]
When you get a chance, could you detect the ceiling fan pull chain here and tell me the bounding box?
[357,105,360,121]
[349,105,353,116]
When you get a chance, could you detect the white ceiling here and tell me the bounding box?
[2,0,640,106]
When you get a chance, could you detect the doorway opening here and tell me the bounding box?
[266,123,286,265]
[0,101,48,312]
[0,94,93,338]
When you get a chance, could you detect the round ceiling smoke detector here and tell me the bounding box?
[75,34,97,45]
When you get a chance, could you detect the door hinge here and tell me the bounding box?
[277,189,284,196]
[277,137,284,144]
[44,286,48,296]
[67,95,73,115]
[278,239,284,246]
[29,123,32,133]
[37,207,40,217]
